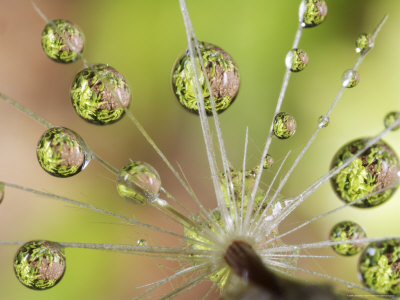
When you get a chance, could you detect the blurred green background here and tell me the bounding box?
[0,0,400,299]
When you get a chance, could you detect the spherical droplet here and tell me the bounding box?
[137,239,147,246]
[116,161,161,205]
[0,182,4,204]
[273,112,296,139]
[330,221,366,256]
[14,240,66,290]
[331,138,400,208]
[384,111,400,131]
[355,33,374,55]
[263,154,274,169]
[342,69,360,88]
[318,115,329,128]
[299,0,328,28]
[171,41,240,115]
[41,19,84,64]
[358,239,400,295]
[37,127,91,178]
[71,64,131,125]
[285,48,308,72]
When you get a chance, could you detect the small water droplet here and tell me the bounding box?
[137,239,147,246]
[317,115,329,128]
[171,41,240,115]
[384,111,400,131]
[299,0,328,28]
[14,240,66,290]
[355,33,374,54]
[263,154,274,169]
[41,19,84,63]
[117,161,161,205]
[331,138,400,207]
[285,48,308,72]
[273,112,296,139]
[71,64,131,125]
[341,69,360,88]
[36,127,91,178]
[329,220,366,256]
[0,182,4,204]
[359,239,400,294]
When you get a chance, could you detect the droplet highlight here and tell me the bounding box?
[341,69,360,88]
[14,240,66,290]
[116,161,161,205]
[71,64,131,125]
[273,112,296,139]
[285,48,308,72]
[299,0,328,28]
[331,138,400,208]
[330,220,366,256]
[358,239,400,295]
[36,127,91,177]
[41,19,84,64]
[384,111,400,131]
[171,41,240,115]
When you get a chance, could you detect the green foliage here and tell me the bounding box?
[329,221,366,256]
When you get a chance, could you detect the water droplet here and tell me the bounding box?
[171,41,240,115]
[36,127,91,177]
[299,0,328,28]
[285,48,308,72]
[116,161,161,205]
[71,64,131,125]
[355,33,374,54]
[273,112,296,139]
[331,138,400,208]
[358,239,400,295]
[41,19,84,64]
[384,111,400,131]
[329,220,366,256]
[317,115,329,128]
[263,154,274,169]
[14,240,66,290]
[0,182,4,204]
[341,69,360,88]
[137,239,147,246]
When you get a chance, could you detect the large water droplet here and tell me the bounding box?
[318,115,330,128]
[299,0,328,28]
[330,138,400,208]
[273,112,296,139]
[171,41,240,115]
[71,64,131,125]
[341,69,360,88]
[36,127,91,177]
[285,48,308,72]
[358,239,400,295]
[384,111,400,131]
[355,33,374,55]
[41,19,84,64]
[116,161,161,205]
[14,240,66,290]
[330,220,366,256]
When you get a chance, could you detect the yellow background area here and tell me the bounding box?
[0,0,399,299]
